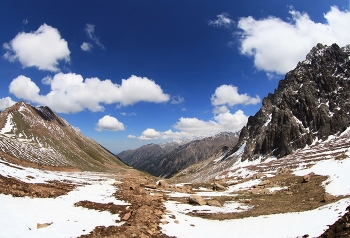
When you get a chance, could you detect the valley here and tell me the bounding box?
[1,43,350,237]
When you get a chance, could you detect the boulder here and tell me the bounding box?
[157,180,169,188]
[188,195,207,205]
[254,173,265,179]
[37,222,53,229]
[277,168,291,175]
[303,174,311,183]
[212,182,226,191]
[258,180,271,187]
[323,193,335,202]
[207,200,222,207]
[122,211,133,221]
[144,184,157,189]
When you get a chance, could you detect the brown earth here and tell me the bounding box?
[172,174,347,220]
[0,174,75,198]
[79,171,174,238]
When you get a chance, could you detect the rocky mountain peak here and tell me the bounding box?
[34,105,66,126]
[228,43,350,161]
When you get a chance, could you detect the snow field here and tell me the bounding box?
[161,152,350,237]
[161,198,350,238]
[0,158,129,238]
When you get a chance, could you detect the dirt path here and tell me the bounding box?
[79,171,174,238]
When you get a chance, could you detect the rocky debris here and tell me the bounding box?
[225,180,239,186]
[207,200,222,207]
[260,188,270,194]
[257,180,271,187]
[172,184,192,193]
[320,206,350,237]
[323,193,336,202]
[0,174,75,198]
[251,188,270,195]
[144,184,157,189]
[188,195,207,206]
[36,222,53,229]
[79,173,173,238]
[152,193,164,199]
[212,182,226,191]
[253,172,265,179]
[277,168,291,175]
[226,43,350,161]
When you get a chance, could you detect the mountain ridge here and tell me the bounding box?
[118,131,239,178]
[226,43,350,161]
[0,101,128,172]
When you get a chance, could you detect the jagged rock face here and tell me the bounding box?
[231,43,350,161]
[118,132,239,178]
[0,102,127,171]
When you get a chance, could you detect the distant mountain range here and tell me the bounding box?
[117,132,239,178]
[0,102,127,172]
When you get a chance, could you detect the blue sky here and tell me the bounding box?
[1,0,350,153]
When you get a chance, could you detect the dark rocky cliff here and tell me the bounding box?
[228,43,350,161]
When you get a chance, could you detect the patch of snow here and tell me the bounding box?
[0,158,128,238]
[268,186,288,193]
[228,142,246,159]
[164,200,251,215]
[0,113,14,134]
[263,114,272,127]
[0,193,123,238]
[161,198,350,238]
[294,156,350,196]
[226,179,261,193]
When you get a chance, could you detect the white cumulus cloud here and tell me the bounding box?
[96,115,125,132]
[9,73,170,113]
[0,97,16,111]
[137,109,248,140]
[138,128,161,140]
[211,84,260,107]
[237,6,350,75]
[174,110,247,136]
[3,24,70,72]
[81,42,93,51]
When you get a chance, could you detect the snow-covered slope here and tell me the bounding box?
[161,130,350,237]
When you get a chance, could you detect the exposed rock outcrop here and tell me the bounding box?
[227,43,350,161]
